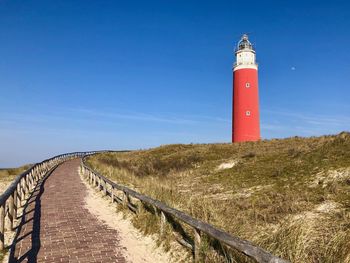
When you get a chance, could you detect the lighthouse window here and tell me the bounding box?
[246,82,250,88]
[246,111,251,116]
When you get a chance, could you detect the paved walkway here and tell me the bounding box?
[9,159,126,263]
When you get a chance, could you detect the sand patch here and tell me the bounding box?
[314,201,340,213]
[81,175,174,263]
[232,184,273,199]
[310,168,350,188]
[291,201,341,222]
[206,190,234,201]
[216,160,239,170]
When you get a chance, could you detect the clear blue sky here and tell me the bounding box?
[1,0,350,166]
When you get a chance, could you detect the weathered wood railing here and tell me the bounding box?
[0,151,96,250]
[81,157,289,263]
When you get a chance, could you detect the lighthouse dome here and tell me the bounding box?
[234,34,257,70]
[237,34,253,51]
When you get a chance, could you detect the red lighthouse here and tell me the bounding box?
[232,34,260,142]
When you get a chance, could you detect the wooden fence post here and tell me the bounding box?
[123,191,129,208]
[37,165,41,179]
[31,171,35,188]
[111,187,115,203]
[89,171,93,185]
[23,176,28,196]
[160,211,167,236]
[13,190,17,224]
[28,174,32,191]
[0,204,5,250]
[8,193,14,230]
[97,177,101,190]
[31,172,35,189]
[153,205,159,217]
[20,180,25,205]
[137,201,144,214]
[33,169,38,183]
[16,185,21,208]
[194,228,203,263]
[103,181,107,196]
[27,172,32,190]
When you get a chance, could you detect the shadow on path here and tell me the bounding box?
[6,159,125,262]
[8,169,54,263]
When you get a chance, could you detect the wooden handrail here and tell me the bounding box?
[0,151,100,250]
[81,157,289,263]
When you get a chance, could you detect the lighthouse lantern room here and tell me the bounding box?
[232,34,261,142]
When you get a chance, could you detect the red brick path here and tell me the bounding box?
[9,159,127,263]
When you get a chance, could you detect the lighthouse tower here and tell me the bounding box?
[232,34,260,142]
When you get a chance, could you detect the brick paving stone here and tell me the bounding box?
[9,159,126,263]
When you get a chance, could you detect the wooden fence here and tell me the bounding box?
[81,157,289,263]
[0,151,96,250]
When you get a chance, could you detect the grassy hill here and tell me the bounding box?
[87,132,350,262]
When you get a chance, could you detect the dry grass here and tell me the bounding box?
[0,165,31,180]
[87,132,350,263]
[0,165,31,193]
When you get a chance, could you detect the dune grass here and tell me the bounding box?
[0,165,31,181]
[87,132,350,262]
[0,165,32,194]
